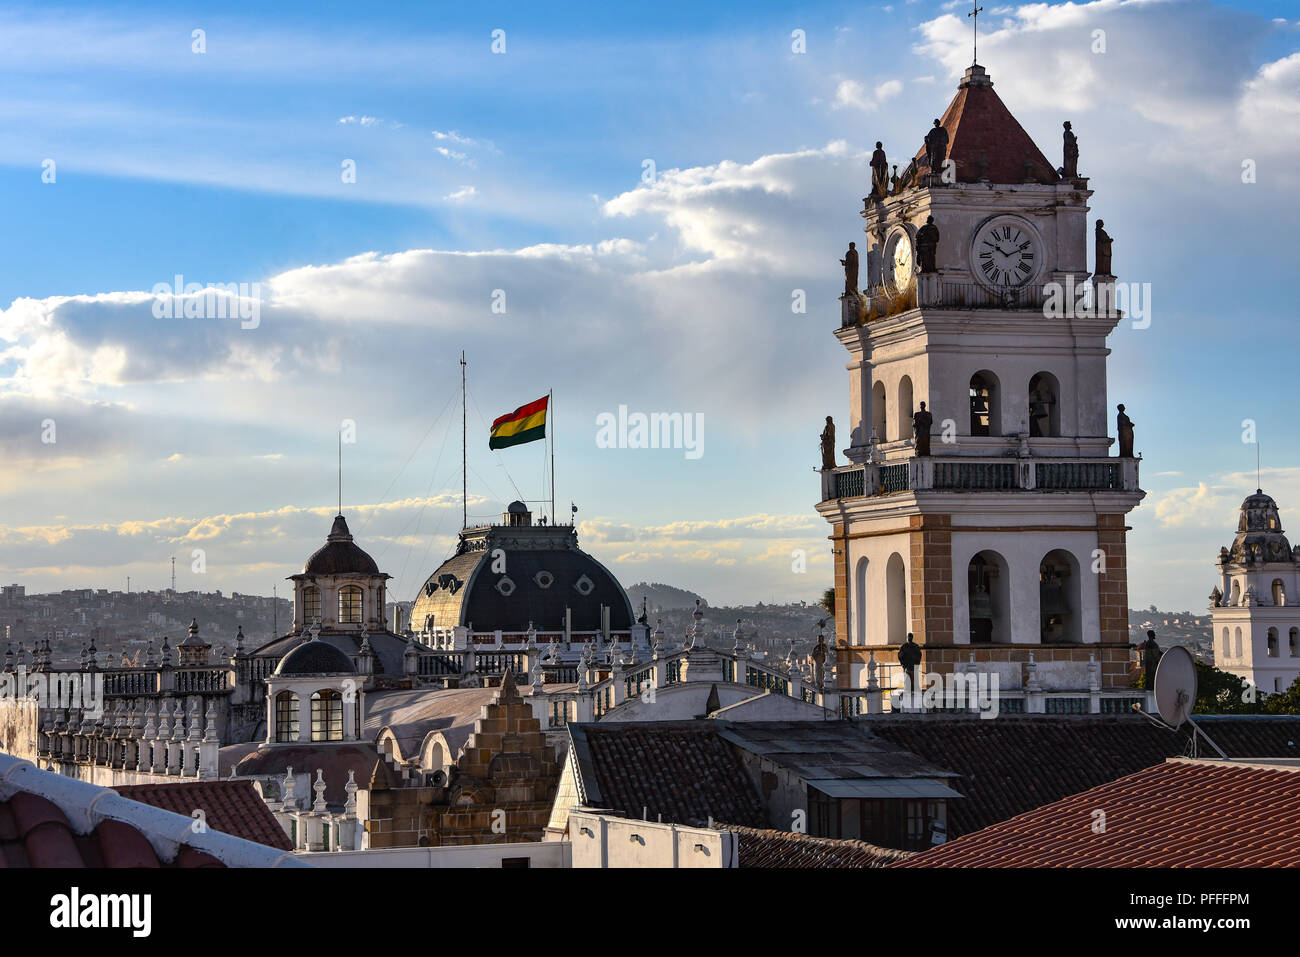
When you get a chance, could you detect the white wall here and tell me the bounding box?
[303,841,571,868]
[568,810,735,868]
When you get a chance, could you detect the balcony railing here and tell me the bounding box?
[821,456,1139,500]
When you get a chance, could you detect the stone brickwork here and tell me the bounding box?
[831,522,849,646]
[1096,515,1133,686]
[909,514,952,647]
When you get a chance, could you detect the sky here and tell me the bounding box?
[2,0,1299,613]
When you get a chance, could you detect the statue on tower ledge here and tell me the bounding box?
[869,142,889,200]
[898,633,922,692]
[840,242,859,297]
[924,119,949,183]
[1062,121,1079,179]
[1095,219,1114,276]
[916,216,940,273]
[1116,404,1135,457]
[913,401,934,456]
[820,416,837,470]
[1141,630,1162,689]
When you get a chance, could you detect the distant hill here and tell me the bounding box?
[626,582,705,612]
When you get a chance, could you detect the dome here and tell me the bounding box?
[410,522,633,635]
[506,501,529,514]
[1226,488,1294,565]
[274,639,357,676]
[301,514,380,576]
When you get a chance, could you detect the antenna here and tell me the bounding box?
[461,351,467,531]
[338,428,342,515]
[170,555,175,592]
[968,2,984,65]
[1257,440,1261,491]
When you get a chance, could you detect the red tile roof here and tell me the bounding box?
[865,715,1300,837]
[0,753,307,868]
[115,780,292,851]
[911,66,1059,185]
[896,760,1300,867]
[722,824,913,868]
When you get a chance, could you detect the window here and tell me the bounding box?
[1273,579,1286,606]
[1234,628,1242,658]
[969,372,998,436]
[896,376,913,444]
[1267,628,1279,657]
[1290,628,1298,657]
[275,691,300,742]
[1027,372,1060,437]
[302,586,320,624]
[311,690,344,741]
[338,585,362,624]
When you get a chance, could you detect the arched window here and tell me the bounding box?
[872,381,887,442]
[1027,372,1061,437]
[968,551,1010,643]
[311,690,344,742]
[1272,579,1286,606]
[1220,627,1230,659]
[1234,628,1242,658]
[275,691,299,742]
[1230,581,1241,606]
[338,585,363,624]
[854,558,869,645]
[1039,549,1081,643]
[302,586,321,624]
[969,371,999,436]
[1267,628,1279,657]
[897,376,914,444]
[1290,627,1298,657]
[886,553,907,645]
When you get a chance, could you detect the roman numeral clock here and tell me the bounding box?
[971,215,1040,287]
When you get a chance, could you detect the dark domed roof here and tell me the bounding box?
[301,514,380,576]
[1241,489,1278,511]
[507,500,529,514]
[275,639,357,676]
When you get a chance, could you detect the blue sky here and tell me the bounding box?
[2,0,1299,615]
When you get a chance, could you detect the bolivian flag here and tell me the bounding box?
[489,395,548,450]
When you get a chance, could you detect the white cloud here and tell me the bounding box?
[832,78,904,112]
[444,185,478,201]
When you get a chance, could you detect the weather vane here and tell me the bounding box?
[969,2,984,66]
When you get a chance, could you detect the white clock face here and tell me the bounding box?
[973,218,1039,288]
[887,231,913,291]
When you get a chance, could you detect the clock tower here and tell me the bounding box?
[817,64,1145,705]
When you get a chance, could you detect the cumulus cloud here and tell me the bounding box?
[832,78,904,112]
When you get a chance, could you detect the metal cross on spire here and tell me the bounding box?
[968,2,984,65]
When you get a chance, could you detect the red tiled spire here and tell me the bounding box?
[913,65,1059,185]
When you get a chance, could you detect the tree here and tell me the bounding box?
[820,587,835,617]
[1133,660,1266,714]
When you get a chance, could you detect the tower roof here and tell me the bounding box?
[912,65,1059,185]
[299,514,382,577]
[1227,488,1294,565]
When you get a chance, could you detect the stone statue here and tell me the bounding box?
[912,401,933,456]
[898,632,922,694]
[1141,630,1162,689]
[1062,121,1079,179]
[916,216,940,273]
[820,416,836,471]
[811,633,828,686]
[1116,404,1134,457]
[869,142,889,199]
[1095,219,1113,276]
[924,119,949,180]
[840,242,859,297]
[890,165,900,195]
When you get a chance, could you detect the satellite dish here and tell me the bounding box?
[1153,645,1197,728]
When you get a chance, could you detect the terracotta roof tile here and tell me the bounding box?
[896,761,1300,867]
[864,715,1300,837]
[722,824,913,868]
[115,780,292,851]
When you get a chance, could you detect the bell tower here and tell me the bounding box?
[816,64,1144,701]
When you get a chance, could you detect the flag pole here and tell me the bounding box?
[461,351,467,531]
[549,389,556,525]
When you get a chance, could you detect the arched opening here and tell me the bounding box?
[897,376,914,445]
[302,586,321,625]
[422,739,445,774]
[1220,627,1230,659]
[967,551,1010,643]
[338,585,363,624]
[275,691,299,743]
[1272,579,1286,606]
[1290,627,1298,657]
[872,381,887,442]
[854,558,869,645]
[1230,580,1241,606]
[1267,628,1279,657]
[969,371,1000,437]
[1028,372,1061,437]
[886,553,907,646]
[1234,627,1243,658]
[311,690,344,742]
[1039,549,1082,643]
